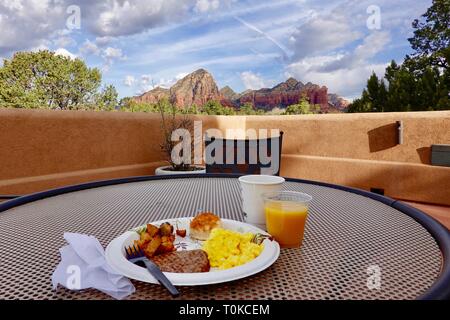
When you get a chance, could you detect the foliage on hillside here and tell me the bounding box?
[118,96,318,115]
[282,94,321,115]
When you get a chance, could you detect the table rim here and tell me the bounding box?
[0,173,448,300]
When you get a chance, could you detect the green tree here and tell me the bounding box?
[347,96,368,113]
[406,0,449,72]
[95,85,118,111]
[348,73,389,113]
[364,73,388,112]
[283,95,320,115]
[118,98,160,113]
[0,50,105,109]
[201,100,236,115]
[182,104,200,114]
[238,102,257,115]
[386,64,418,111]
[349,0,450,112]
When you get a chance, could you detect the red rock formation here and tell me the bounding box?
[169,69,220,107]
[219,86,239,108]
[328,93,350,110]
[236,80,331,111]
[132,69,220,108]
[134,87,169,104]
[132,69,349,113]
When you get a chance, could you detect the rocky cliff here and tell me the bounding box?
[134,86,169,104]
[132,69,348,112]
[327,93,350,111]
[169,69,220,107]
[235,79,329,111]
[133,69,220,108]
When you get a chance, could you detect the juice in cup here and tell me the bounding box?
[263,191,312,248]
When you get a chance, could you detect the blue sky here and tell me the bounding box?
[0,0,432,100]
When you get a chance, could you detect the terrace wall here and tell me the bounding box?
[0,109,449,205]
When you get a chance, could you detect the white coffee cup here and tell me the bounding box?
[238,175,285,230]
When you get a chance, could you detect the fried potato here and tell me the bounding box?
[143,234,162,258]
[137,222,177,258]
[140,231,152,243]
[156,235,176,254]
[159,222,174,236]
[146,224,159,237]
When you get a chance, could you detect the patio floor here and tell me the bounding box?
[402,201,450,230]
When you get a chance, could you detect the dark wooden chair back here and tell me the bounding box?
[204,131,284,176]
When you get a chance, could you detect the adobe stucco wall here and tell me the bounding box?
[246,112,450,164]
[0,109,449,205]
[246,112,450,205]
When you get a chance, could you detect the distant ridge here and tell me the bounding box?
[133,69,349,112]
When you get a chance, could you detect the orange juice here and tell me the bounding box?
[265,201,308,248]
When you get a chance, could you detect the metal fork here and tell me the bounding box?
[251,233,274,245]
[125,244,180,297]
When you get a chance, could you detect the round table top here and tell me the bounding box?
[0,174,449,300]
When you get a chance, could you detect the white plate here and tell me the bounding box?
[105,218,280,286]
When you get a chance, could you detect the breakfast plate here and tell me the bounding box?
[105,217,280,286]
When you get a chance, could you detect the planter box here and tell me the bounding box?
[155,166,206,175]
[431,144,450,167]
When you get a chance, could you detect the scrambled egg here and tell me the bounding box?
[202,228,264,270]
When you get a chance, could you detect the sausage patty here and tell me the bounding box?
[151,249,210,273]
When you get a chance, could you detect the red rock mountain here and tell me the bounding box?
[134,69,220,107]
[237,78,329,111]
[135,86,170,104]
[133,69,348,112]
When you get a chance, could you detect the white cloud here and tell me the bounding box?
[135,75,153,93]
[0,0,199,55]
[285,1,394,98]
[30,44,50,52]
[316,31,391,72]
[195,0,220,13]
[103,47,124,60]
[87,0,195,37]
[80,40,101,56]
[132,71,191,94]
[124,75,136,87]
[80,41,128,73]
[354,32,391,60]
[290,11,361,60]
[240,71,267,90]
[95,36,115,46]
[54,36,76,48]
[0,0,66,55]
[55,48,77,60]
[101,47,126,72]
[141,75,151,85]
[286,56,388,98]
[152,72,189,88]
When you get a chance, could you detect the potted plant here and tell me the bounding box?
[155,99,205,175]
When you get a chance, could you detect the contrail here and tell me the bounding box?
[233,15,289,61]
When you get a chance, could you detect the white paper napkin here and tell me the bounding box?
[52,232,135,300]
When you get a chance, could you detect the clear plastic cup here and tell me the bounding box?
[263,191,312,248]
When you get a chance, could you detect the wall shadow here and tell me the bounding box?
[368,124,398,152]
[416,147,431,164]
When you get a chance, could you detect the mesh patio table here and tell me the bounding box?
[0,174,449,300]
